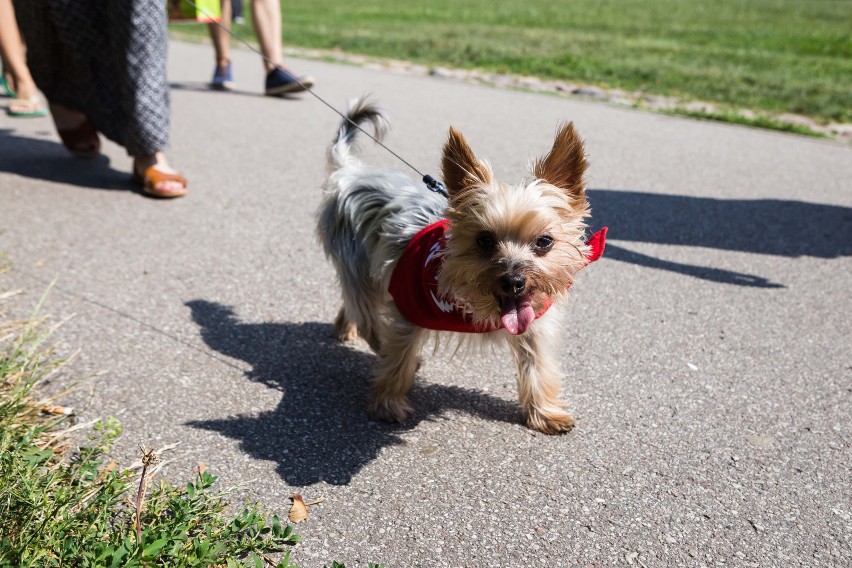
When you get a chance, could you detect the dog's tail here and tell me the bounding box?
[328,95,389,171]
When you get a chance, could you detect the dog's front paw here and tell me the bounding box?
[369,395,413,423]
[525,407,575,434]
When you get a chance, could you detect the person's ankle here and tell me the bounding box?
[13,79,37,100]
[134,152,176,175]
[264,62,285,75]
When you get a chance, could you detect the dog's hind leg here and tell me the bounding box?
[333,307,360,343]
[331,269,365,344]
[328,244,385,351]
[506,313,575,434]
[334,282,384,353]
[369,311,425,423]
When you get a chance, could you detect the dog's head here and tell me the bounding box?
[437,123,591,335]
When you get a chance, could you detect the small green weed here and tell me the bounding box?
[87,467,302,568]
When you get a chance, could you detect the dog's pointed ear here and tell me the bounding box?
[533,122,587,204]
[441,127,493,198]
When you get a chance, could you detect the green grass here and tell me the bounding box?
[0,275,382,568]
[175,0,851,123]
[668,108,829,137]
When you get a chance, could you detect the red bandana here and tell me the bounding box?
[388,220,607,333]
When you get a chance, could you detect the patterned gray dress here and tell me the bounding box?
[13,0,170,156]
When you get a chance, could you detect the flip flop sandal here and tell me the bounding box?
[7,96,48,118]
[56,119,101,158]
[131,166,189,199]
[0,76,14,98]
[0,65,14,97]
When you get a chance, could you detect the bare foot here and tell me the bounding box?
[7,94,46,116]
[11,78,37,103]
[7,79,46,116]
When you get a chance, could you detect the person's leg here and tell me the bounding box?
[231,0,244,23]
[12,0,102,146]
[208,0,234,89]
[249,0,282,73]
[252,0,314,95]
[122,0,186,197]
[0,0,44,112]
[208,0,232,68]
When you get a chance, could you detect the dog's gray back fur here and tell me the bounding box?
[318,97,447,342]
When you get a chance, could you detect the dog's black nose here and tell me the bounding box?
[500,274,526,295]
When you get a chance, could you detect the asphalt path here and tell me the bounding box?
[1,40,851,567]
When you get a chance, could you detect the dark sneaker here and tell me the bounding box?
[211,61,235,90]
[264,67,314,96]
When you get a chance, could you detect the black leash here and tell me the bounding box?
[181,0,448,198]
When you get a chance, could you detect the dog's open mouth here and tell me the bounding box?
[499,293,536,335]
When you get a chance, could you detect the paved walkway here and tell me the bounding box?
[1,40,851,567]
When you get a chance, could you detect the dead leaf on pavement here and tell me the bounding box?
[288,493,326,523]
[289,494,308,523]
[40,404,72,415]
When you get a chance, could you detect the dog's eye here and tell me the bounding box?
[476,232,497,250]
[534,235,554,254]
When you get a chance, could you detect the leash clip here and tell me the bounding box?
[423,174,449,198]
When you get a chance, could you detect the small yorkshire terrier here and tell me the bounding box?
[318,96,606,434]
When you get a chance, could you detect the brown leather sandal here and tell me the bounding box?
[56,119,100,158]
[131,166,189,198]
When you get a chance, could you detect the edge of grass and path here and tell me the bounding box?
[0,256,383,568]
[171,0,851,142]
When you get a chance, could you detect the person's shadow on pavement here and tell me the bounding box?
[184,300,521,486]
[0,129,131,191]
[168,81,307,100]
[587,189,852,288]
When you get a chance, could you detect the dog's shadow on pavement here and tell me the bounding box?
[588,189,852,288]
[184,300,521,486]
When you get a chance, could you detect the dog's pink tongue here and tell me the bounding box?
[500,295,536,335]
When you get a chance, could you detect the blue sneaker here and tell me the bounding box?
[211,61,235,90]
[264,67,314,96]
